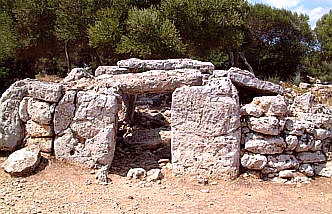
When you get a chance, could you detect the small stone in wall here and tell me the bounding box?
[266,154,299,172]
[245,134,286,154]
[295,134,315,152]
[26,137,53,153]
[313,129,332,140]
[285,135,299,151]
[241,153,267,170]
[27,98,53,125]
[314,162,332,178]
[299,164,315,177]
[278,170,295,179]
[247,116,281,136]
[26,120,53,138]
[2,146,41,176]
[297,151,326,163]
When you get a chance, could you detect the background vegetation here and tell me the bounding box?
[0,0,331,94]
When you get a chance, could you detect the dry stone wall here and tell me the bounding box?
[0,58,331,182]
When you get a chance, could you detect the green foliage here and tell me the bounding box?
[315,10,332,61]
[116,7,186,59]
[0,12,17,62]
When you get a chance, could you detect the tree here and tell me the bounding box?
[116,7,186,59]
[0,12,17,62]
[316,10,332,61]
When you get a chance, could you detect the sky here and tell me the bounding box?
[248,0,332,28]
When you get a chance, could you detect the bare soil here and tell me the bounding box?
[1,154,331,214]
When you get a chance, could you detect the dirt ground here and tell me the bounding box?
[1,154,331,214]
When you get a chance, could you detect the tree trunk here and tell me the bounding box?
[64,41,71,73]
[229,51,234,67]
[239,52,254,74]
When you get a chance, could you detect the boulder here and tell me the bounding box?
[95,66,128,76]
[241,153,267,170]
[228,68,284,95]
[127,168,147,179]
[266,154,299,172]
[146,169,162,182]
[53,91,76,135]
[62,68,93,83]
[297,151,326,163]
[278,170,295,179]
[2,146,41,176]
[247,116,280,136]
[290,92,314,115]
[27,81,63,103]
[172,79,240,180]
[27,98,53,125]
[245,134,286,154]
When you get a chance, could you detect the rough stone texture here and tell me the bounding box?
[19,97,31,122]
[146,169,162,182]
[285,118,315,136]
[314,162,332,177]
[98,69,202,95]
[247,117,280,136]
[70,91,119,140]
[1,146,40,176]
[297,151,326,163]
[26,137,53,153]
[0,80,29,151]
[27,81,63,103]
[266,155,299,172]
[26,120,53,138]
[117,58,214,73]
[127,168,147,179]
[53,91,76,135]
[314,129,332,140]
[62,68,93,83]
[125,128,171,149]
[285,135,299,151]
[241,153,267,170]
[295,134,315,152]
[171,79,240,180]
[299,164,315,177]
[245,134,286,154]
[228,68,284,95]
[241,95,288,117]
[95,66,128,76]
[27,98,53,125]
[290,92,314,115]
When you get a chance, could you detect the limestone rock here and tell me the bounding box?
[26,137,53,153]
[295,134,315,152]
[285,118,315,136]
[127,168,147,179]
[19,97,31,122]
[314,129,332,140]
[241,95,288,117]
[285,135,299,151]
[290,92,314,115]
[0,80,29,151]
[245,134,286,154]
[53,91,76,135]
[228,68,284,95]
[172,81,240,180]
[297,151,326,163]
[241,153,267,170]
[247,117,280,136]
[95,66,128,76]
[27,98,53,125]
[146,169,162,182]
[278,170,295,179]
[117,58,214,73]
[314,162,332,177]
[27,81,63,103]
[2,146,40,176]
[26,120,53,138]
[70,91,119,140]
[299,164,315,177]
[62,68,93,83]
[266,154,299,171]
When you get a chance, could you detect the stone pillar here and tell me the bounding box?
[171,78,241,180]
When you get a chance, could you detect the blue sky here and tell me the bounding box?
[248,0,332,28]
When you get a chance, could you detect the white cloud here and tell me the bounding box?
[295,6,330,28]
[266,0,301,8]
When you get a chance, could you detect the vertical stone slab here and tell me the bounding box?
[171,78,241,180]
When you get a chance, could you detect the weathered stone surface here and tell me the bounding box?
[27,99,53,125]
[19,97,31,122]
[27,81,63,103]
[26,120,53,138]
[55,125,116,168]
[241,95,288,117]
[228,68,284,95]
[299,164,315,177]
[297,151,326,163]
[98,69,202,95]
[1,146,40,176]
[26,137,53,153]
[278,170,295,179]
[285,135,299,151]
[314,162,332,177]
[146,169,162,182]
[295,134,315,152]
[125,128,171,149]
[0,80,29,151]
[53,91,76,135]
[314,129,332,140]
[245,134,286,154]
[127,168,147,179]
[241,153,267,170]
[95,66,128,76]
[62,68,93,83]
[117,58,214,73]
[70,91,119,140]
[266,154,299,171]
[172,81,240,180]
[290,92,314,115]
[285,118,315,136]
[247,117,280,136]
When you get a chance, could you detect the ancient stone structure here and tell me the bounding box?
[0,58,331,182]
